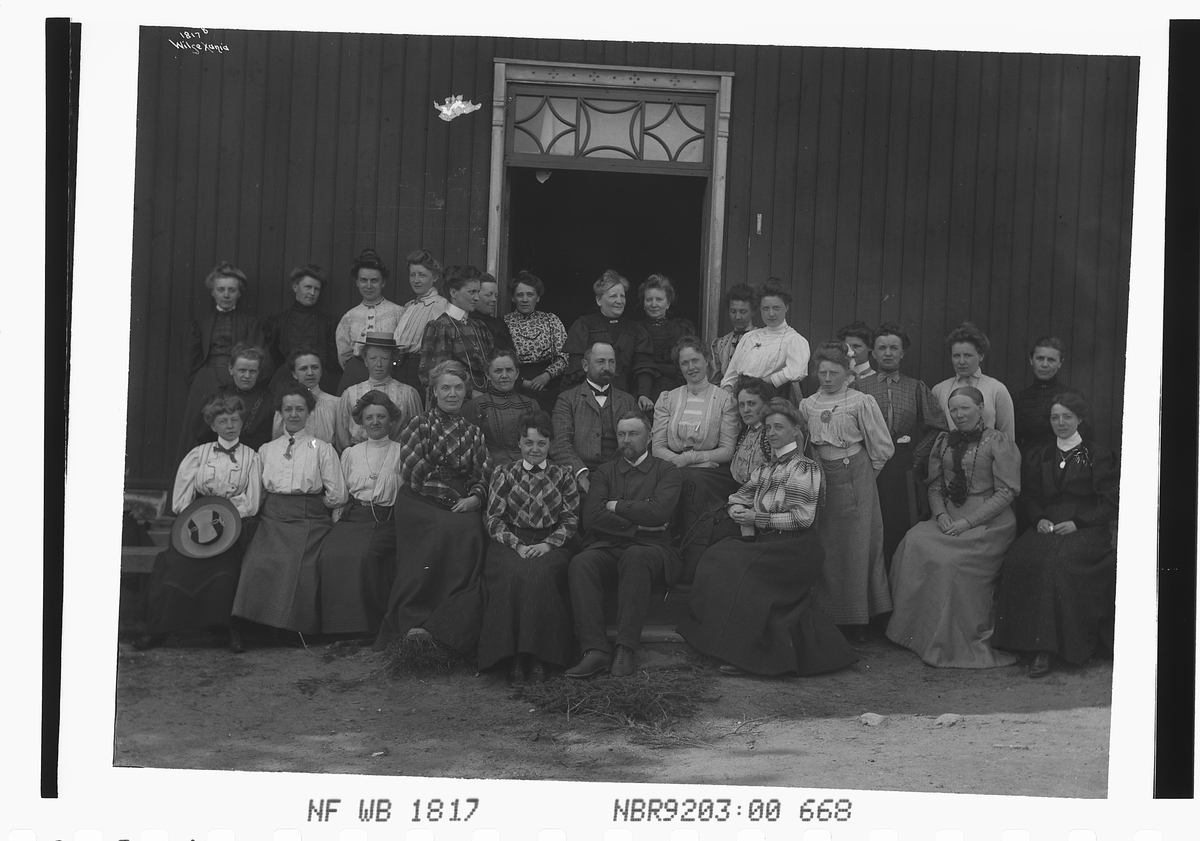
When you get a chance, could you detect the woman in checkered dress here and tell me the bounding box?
[677,399,857,676]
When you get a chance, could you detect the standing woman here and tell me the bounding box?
[719,277,811,400]
[263,264,342,395]
[232,384,348,639]
[677,398,858,676]
[640,274,698,402]
[1012,336,1086,453]
[137,395,262,653]
[392,249,448,392]
[193,343,274,452]
[373,360,493,649]
[425,410,581,685]
[317,391,406,639]
[418,265,494,399]
[178,262,264,460]
[562,269,657,411]
[993,393,1118,677]
[335,248,405,395]
[798,341,894,639]
[886,386,1020,668]
[709,284,757,385]
[503,269,569,414]
[931,321,1015,437]
[461,348,539,466]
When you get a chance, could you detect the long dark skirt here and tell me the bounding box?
[143,519,259,634]
[676,466,740,584]
[816,449,892,623]
[992,526,1116,665]
[372,486,488,649]
[178,365,230,460]
[232,493,331,633]
[678,529,857,676]
[517,358,564,414]
[317,501,397,635]
[425,532,575,669]
[876,444,915,571]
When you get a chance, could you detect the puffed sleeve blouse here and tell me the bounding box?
[798,387,895,471]
[727,447,821,531]
[927,428,1021,527]
[172,440,262,518]
[651,382,740,467]
[340,438,405,506]
[258,429,348,509]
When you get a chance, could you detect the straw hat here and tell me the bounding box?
[171,496,242,559]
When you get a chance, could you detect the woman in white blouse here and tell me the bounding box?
[271,347,339,445]
[391,249,448,392]
[137,394,262,653]
[232,383,348,641]
[930,321,1014,436]
[317,391,405,638]
[719,278,811,398]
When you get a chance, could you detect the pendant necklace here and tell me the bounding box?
[366,444,384,480]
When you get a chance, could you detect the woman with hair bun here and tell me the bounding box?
[993,392,1118,677]
[931,321,1014,436]
[504,269,570,413]
[178,262,264,460]
[797,340,894,640]
[640,273,698,402]
[887,385,1021,668]
[335,248,405,394]
[719,277,811,397]
[392,249,448,391]
[317,390,406,638]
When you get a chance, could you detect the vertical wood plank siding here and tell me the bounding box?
[127,29,1136,482]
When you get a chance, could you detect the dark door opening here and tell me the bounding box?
[506,168,706,331]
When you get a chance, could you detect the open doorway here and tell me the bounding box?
[506,168,707,329]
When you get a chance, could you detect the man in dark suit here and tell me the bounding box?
[565,411,682,678]
[550,341,637,494]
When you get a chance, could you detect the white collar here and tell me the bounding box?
[1056,432,1084,451]
[215,304,236,313]
[522,459,548,471]
[586,379,610,393]
[446,303,468,321]
[685,380,711,395]
[360,298,385,309]
[215,437,240,448]
[284,428,312,442]
[366,376,393,387]
[625,450,649,467]
[772,441,798,458]
[853,361,872,375]
[365,435,392,448]
[763,322,790,334]
[417,290,441,304]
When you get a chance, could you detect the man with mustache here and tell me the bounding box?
[565,411,682,679]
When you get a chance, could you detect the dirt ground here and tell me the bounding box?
[113,629,1111,797]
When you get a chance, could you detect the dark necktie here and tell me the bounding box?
[588,382,609,398]
[285,436,296,460]
[215,442,238,463]
[528,463,544,473]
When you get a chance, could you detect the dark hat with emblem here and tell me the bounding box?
[171,496,242,559]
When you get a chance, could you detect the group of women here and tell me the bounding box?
[141,256,1119,685]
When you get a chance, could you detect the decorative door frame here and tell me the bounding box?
[486,59,733,341]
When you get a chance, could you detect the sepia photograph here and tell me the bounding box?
[107,23,1136,799]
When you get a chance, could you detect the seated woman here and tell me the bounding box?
[503,269,570,414]
[336,333,422,451]
[886,386,1020,668]
[461,348,538,466]
[232,384,348,639]
[425,410,581,685]
[730,376,778,486]
[193,343,274,451]
[651,336,739,577]
[676,399,858,676]
[640,274,698,402]
[373,360,493,650]
[270,346,339,445]
[317,391,406,639]
[993,393,1119,677]
[137,395,262,653]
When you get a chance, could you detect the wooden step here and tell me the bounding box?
[121,546,160,574]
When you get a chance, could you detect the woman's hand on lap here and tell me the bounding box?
[452,495,481,513]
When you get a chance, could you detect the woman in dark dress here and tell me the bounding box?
[136,395,262,653]
[373,360,493,649]
[562,269,657,411]
[460,348,538,466]
[178,262,264,460]
[993,392,1119,677]
[317,391,405,639]
[640,273,698,402]
[426,410,581,684]
[264,264,342,395]
[193,343,274,452]
[503,270,569,413]
[677,398,858,676]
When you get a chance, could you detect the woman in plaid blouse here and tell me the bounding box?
[425,410,581,685]
[372,360,493,650]
[677,399,857,677]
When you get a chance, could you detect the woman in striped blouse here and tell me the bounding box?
[676,399,857,677]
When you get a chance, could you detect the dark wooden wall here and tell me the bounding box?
[127,28,1137,483]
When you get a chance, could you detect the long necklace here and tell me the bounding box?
[365,442,386,480]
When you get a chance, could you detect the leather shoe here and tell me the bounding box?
[610,644,636,678]
[565,648,612,679]
[528,657,546,684]
[507,655,526,686]
[228,625,245,654]
[1028,651,1053,678]
[718,663,745,675]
